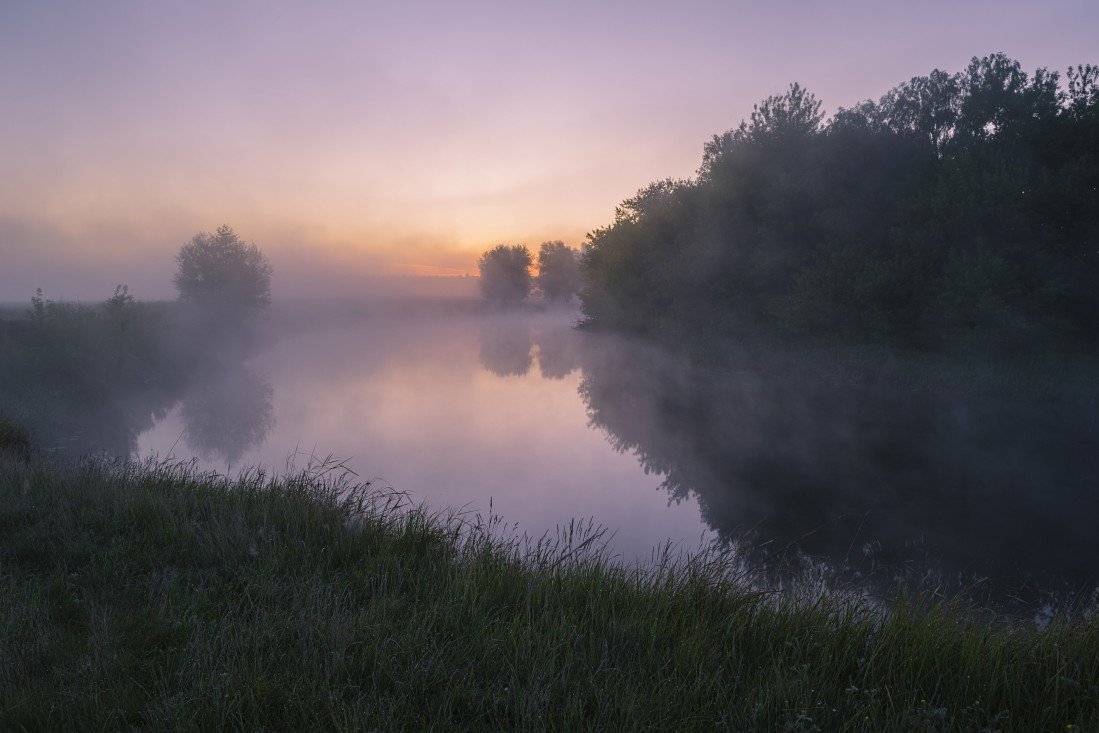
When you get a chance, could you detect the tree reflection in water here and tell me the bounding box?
[477,315,581,380]
[534,320,579,380]
[480,320,1099,601]
[0,336,273,464]
[576,335,1099,596]
[478,319,534,377]
[180,364,274,463]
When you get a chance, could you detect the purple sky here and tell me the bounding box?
[2,0,1096,301]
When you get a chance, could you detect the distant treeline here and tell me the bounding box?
[579,54,1099,352]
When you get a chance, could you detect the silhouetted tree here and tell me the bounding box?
[535,241,580,302]
[1066,64,1099,116]
[580,53,1099,351]
[478,244,533,304]
[955,53,1061,143]
[174,225,272,320]
[700,82,824,173]
[874,69,962,154]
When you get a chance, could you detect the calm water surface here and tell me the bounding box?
[136,312,716,563]
[130,309,1099,602]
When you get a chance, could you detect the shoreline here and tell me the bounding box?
[2,449,1096,729]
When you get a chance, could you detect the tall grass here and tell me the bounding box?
[0,450,1096,730]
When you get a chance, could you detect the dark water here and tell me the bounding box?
[578,332,1099,606]
[12,308,1099,607]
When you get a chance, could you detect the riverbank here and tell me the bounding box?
[1,448,1096,730]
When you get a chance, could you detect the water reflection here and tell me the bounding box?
[478,320,534,377]
[180,364,274,463]
[534,320,579,380]
[15,305,1092,604]
[572,335,1099,592]
[0,368,179,458]
[0,332,273,463]
[8,386,176,458]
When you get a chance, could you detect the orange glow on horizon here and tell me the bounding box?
[390,263,478,277]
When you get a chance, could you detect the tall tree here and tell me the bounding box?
[535,241,580,302]
[174,225,272,320]
[701,82,824,174]
[875,69,962,154]
[478,244,533,304]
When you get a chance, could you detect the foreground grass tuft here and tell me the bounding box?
[0,451,1096,730]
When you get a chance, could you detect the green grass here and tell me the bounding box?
[0,450,1096,731]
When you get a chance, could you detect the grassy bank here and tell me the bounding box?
[1,449,1096,731]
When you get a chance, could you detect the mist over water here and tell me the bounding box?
[134,310,715,564]
[6,303,1097,608]
[579,333,1099,603]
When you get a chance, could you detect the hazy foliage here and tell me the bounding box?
[580,53,1099,352]
[0,284,272,460]
[0,223,278,460]
[180,366,274,463]
[575,333,1099,598]
[477,319,534,377]
[700,82,824,170]
[478,242,581,304]
[174,225,272,321]
[535,240,580,302]
[0,289,189,455]
[478,244,533,304]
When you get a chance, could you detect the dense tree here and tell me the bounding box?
[174,225,272,319]
[1066,64,1099,115]
[478,244,533,304]
[955,53,1062,144]
[580,53,1099,353]
[535,241,580,302]
[873,69,961,154]
[703,82,824,159]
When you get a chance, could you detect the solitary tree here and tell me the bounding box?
[535,241,580,302]
[174,225,272,319]
[478,244,533,304]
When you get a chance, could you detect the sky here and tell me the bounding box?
[2,0,1097,301]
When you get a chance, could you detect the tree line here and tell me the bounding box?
[577,53,1099,353]
[477,241,580,305]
